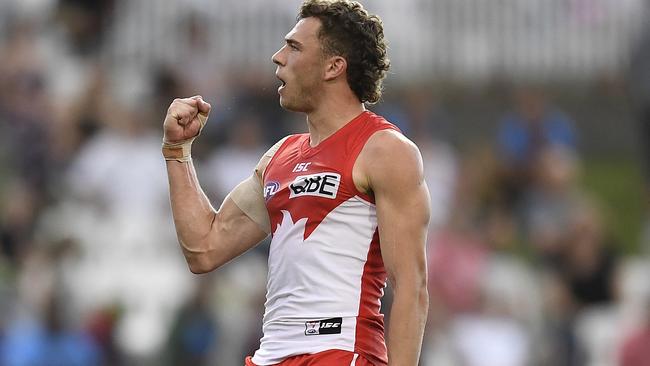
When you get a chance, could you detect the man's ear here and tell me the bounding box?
[324,56,347,81]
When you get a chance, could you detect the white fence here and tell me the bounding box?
[3,0,647,84]
[367,0,648,82]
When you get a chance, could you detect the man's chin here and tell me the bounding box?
[279,98,306,113]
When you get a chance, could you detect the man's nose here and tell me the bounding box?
[272,46,285,66]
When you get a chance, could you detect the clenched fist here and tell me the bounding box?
[162,95,211,162]
[163,95,211,144]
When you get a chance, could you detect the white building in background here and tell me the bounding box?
[99,0,647,84]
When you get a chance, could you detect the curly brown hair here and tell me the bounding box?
[298,0,390,104]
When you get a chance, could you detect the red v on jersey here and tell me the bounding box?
[263,111,399,240]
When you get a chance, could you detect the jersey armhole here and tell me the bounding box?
[344,125,400,205]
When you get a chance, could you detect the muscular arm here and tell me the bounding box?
[166,161,268,273]
[355,130,430,365]
[163,96,274,274]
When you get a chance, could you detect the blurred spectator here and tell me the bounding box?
[423,150,530,366]
[55,0,114,56]
[62,96,168,215]
[449,307,530,366]
[424,227,489,366]
[402,87,458,230]
[537,200,620,366]
[85,304,122,366]
[435,257,536,366]
[0,20,53,195]
[152,66,191,119]
[426,148,497,321]
[558,202,618,308]
[0,180,39,264]
[1,292,102,366]
[427,230,489,318]
[543,276,587,366]
[190,253,268,365]
[619,301,650,366]
[201,114,266,202]
[38,98,195,361]
[224,72,298,143]
[482,205,518,252]
[166,278,219,366]
[496,86,577,209]
[522,146,584,262]
[170,12,227,108]
[2,239,102,366]
[48,64,112,176]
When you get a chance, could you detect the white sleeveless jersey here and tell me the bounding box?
[251,111,399,366]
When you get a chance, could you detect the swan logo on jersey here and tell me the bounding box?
[289,172,340,199]
[304,317,342,336]
[264,181,280,200]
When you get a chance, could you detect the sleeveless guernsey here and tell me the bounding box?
[252,111,400,366]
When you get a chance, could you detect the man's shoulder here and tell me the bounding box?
[364,128,419,161]
[356,128,423,186]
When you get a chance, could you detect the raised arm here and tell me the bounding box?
[355,130,430,366]
[163,96,270,273]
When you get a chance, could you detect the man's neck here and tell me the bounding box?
[305,98,365,147]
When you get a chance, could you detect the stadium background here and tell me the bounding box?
[0,0,649,365]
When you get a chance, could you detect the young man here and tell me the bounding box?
[162,1,430,365]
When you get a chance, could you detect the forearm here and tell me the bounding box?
[386,281,429,366]
[166,160,218,265]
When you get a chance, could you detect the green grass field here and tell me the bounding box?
[581,158,646,254]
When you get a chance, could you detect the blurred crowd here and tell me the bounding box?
[0,1,649,366]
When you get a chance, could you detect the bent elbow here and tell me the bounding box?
[179,236,221,274]
[188,261,213,274]
[185,253,220,274]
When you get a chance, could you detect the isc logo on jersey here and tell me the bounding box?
[304,317,343,336]
[289,172,340,199]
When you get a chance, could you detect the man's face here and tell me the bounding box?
[272,17,327,113]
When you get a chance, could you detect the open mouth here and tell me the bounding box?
[276,72,286,87]
[277,76,286,93]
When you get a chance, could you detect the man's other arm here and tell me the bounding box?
[356,130,430,366]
